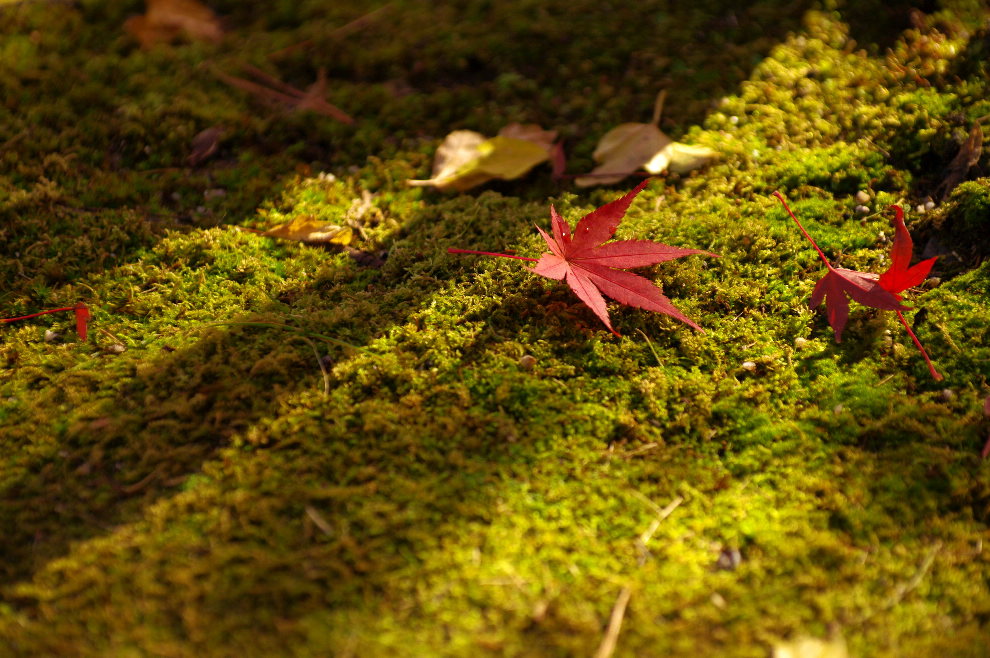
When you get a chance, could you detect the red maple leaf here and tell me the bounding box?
[775,192,942,380]
[449,180,716,335]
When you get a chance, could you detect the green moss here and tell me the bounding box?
[2,1,990,657]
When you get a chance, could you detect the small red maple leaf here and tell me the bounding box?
[775,192,942,380]
[449,179,716,335]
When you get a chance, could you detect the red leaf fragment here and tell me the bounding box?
[450,180,716,335]
[775,192,942,380]
[877,205,937,295]
[74,303,91,341]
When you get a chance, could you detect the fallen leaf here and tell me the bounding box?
[347,247,387,268]
[773,634,848,658]
[449,180,716,335]
[407,123,559,191]
[263,215,353,246]
[576,91,716,186]
[124,0,223,49]
[936,122,983,200]
[187,126,223,166]
[776,192,942,380]
[215,65,354,125]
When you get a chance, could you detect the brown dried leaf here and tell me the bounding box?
[214,65,354,125]
[187,126,223,166]
[576,92,716,187]
[125,0,222,48]
[937,122,983,199]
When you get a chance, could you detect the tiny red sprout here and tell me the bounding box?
[1,303,90,341]
[775,192,942,380]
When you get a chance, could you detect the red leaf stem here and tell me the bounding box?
[447,248,538,262]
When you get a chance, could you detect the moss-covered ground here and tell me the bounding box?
[2,1,990,655]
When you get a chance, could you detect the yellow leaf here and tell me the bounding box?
[665,141,719,174]
[407,124,556,191]
[263,216,353,246]
[772,635,849,658]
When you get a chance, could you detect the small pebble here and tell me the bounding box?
[940,389,955,402]
[794,337,808,349]
[741,361,757,372]
[855,190,870,204]
[519,355,537,371]
[855,204,870,214]
[925,200,935,211]
[44,330,60,343]
[716,547,742,570]
[107,344,126,354]
[916,204,927,214]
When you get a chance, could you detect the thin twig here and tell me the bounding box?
[593,587,632,658]
[651,89,668,126]
[593,495,683,658]
[292,334,331,397]
[635,328,664,366]
[637,495,684,549]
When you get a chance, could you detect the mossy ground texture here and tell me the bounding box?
[2,1,990,656]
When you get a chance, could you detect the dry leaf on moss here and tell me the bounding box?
[407,123,558,191]
[124,0,223,48]
[576,91,716,186]
[263,216,353,246]
[214,65,354,125]
[936,122,983,200]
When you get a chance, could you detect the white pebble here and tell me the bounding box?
[741,361,757,371]
[855,190,870,204]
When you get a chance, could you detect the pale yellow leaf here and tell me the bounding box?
[263,216,353,245]
[773,635,849,658]
[666,141,718,173]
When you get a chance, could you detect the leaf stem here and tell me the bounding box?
[651,89,667,126]
[894,309,943,380]
[447,247,537,262]
[773,191,833,270]
[1,306,80,322]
